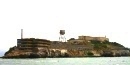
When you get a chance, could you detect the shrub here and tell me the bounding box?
[87,52,94,56]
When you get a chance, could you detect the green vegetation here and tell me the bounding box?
[90,40,108,50]
[84,51,94,56]
[90,40,125,51]
[87,51,94,56]
[110,42,124,47]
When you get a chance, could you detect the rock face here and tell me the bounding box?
[3,37,130,58]
[4,51,48,58]
[3,46,69,58]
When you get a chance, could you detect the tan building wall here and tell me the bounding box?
[78,36,109,42]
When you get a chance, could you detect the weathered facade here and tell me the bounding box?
[78,36,109,42]
[17,38,50,50]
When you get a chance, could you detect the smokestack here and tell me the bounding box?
[21,29,23,39]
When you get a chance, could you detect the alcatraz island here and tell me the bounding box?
[3,29,130,58]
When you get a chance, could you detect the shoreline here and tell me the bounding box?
[2,55,130,59]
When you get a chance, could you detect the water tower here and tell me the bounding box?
[59,30,66,42]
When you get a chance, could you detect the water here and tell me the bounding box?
[0,57,130,65]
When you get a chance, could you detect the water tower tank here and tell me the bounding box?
[60,30,65,35]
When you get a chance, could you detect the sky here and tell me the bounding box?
[0,0,130,55]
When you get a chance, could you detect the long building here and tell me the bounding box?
[78,36,109,42]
